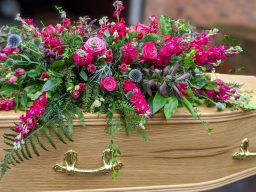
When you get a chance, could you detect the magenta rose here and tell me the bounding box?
[142,42,158,60]
[135,24,150,35]
[84,37,107,56]
[100,77,117,92]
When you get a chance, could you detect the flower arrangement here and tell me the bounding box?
[0,1,255,179]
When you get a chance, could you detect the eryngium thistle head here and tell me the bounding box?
[7,34,22,47]
[129,69,142,83]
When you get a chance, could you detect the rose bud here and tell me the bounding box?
[71,90,80,100]
[105,49,113,63]
[78,83,86,93]
[15,68,26,76]
[8,75,18,84]
[41,72,50,80]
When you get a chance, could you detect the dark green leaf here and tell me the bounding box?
[42,79,60,92]
[50,60,65,71]
[79,70,88,81]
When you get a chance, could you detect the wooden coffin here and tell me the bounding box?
[0,74,256,192]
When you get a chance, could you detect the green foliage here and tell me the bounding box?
[79,69,88,82]
[143,33,162,42]
[153,92,168,114]
[164,97,179,120]
[159,16,172,36]
[42,78,63,92]
[0,84,18,97]
[82,83,101,112]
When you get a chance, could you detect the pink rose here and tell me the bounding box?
[105,49,113,63]
[119,63,128,72]
[87,64,97,73]
[15,68,26,76]
[135,24,150,35]
[84,37,107,56]
[8,75,18,84]
[100,77,117,92]
[142,42,158,60]
[0,53,7,61]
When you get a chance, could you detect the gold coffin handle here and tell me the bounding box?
[233,138,256,160]
[53,149,123,174]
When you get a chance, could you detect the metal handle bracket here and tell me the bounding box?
[53,149,123,175]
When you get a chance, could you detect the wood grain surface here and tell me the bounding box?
[0,74,256,192]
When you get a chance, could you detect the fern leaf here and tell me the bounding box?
[10,153,20,164]
[4,141,13,147]
[63,112,74,137]
[58,119,73,141]
[20,147,29,160]
[24,140,32,158]
[43,127,56,149]
[74,107,86,128]
[7,155,16,166]
[35,132,49,151]
[29,136,40,156]
[14,151,23,162]
[49,122,66,144]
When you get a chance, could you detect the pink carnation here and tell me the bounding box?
[73,49,93,66]
[110,19,127,38]
[100,77,117,92]
[62,18,71,27]
[44,37,64,55]
[122,80,138,93]
[40,25,56,37]
[122,43,138,64]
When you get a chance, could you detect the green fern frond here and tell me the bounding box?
[0,105,86,179]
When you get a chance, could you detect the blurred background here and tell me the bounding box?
[0,0,256,191]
